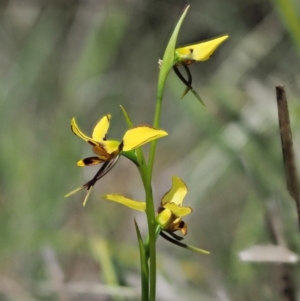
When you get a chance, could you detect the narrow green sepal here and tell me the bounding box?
[158,6,190,90]
[119,106,148,175]
[122,150,139,166]
[134,219,149,300]
[155,224,162,242]
[120,105,134,129]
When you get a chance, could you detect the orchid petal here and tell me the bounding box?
[77,157,104,167]
[161,176,187,206]
[92,114,111,141]
[103,194,146,212]
[122,127,168,151]
[71,118,98,145]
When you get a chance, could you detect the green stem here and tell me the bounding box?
[145,184,156,301]
[145,7,190,300]
[136,148,148,188]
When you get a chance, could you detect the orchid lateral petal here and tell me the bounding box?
[71,118,98,145]
[176,35,228,63]
[164,203,192,217]
[103,194,146,212]
[161,176,188,206]
[160,231,210,255]
[77,156,104,166]
[92,114,111,141]
[122,127,168,151]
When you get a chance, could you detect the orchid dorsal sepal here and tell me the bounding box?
[160,231,210,255]
[102,194,146,212]
[161,176,188,206]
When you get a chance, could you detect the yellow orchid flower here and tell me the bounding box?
[156,176,192,236]
[66,114,168,205]
[103,176,191,234]
[71,115,168,166]
[167,34,228,105]
[103,176,209,254]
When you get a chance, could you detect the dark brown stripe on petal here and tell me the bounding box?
[82,157,100,165]
[88,141,96,146]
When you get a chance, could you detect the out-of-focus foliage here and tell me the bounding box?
[1,0,300,300]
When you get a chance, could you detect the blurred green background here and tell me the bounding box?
[1,0,300,300]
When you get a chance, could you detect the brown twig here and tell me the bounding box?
[275,85,300,228]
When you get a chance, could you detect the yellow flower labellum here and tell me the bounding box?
[122,127,168,151]
[103,194,146,212]
[175,35,229,65]
[156,208,173,228]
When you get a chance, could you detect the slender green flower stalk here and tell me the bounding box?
[146,7,190,300]
[66,5,228,301]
